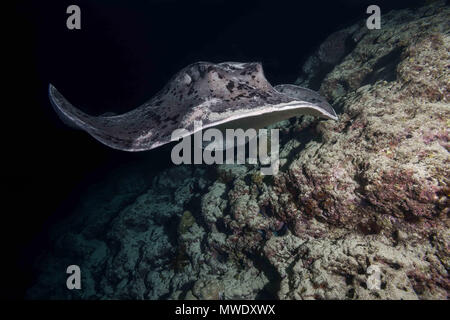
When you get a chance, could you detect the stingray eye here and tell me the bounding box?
[189,63,211,81]
[182,73,192,85]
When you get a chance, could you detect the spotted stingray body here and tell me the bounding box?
[49,61,337,151]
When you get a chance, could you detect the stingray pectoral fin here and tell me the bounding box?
[49,63,338,153]
[48,84,165,151]
[274,84,338,120]
[49,84,84,130]
[49,83,103,131]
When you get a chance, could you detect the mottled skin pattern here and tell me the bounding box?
[49,61,337,151]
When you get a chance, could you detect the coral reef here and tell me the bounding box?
[28,1,449,300]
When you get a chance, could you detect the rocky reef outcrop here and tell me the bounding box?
[28,1,449,300]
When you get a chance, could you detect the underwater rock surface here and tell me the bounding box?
[29,1,449,300]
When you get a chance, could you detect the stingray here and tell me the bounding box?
[49,61,337,151]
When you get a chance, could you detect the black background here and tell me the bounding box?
[5,0,425,299]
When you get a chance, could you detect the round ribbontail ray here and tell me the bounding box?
[49,61,337,151]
